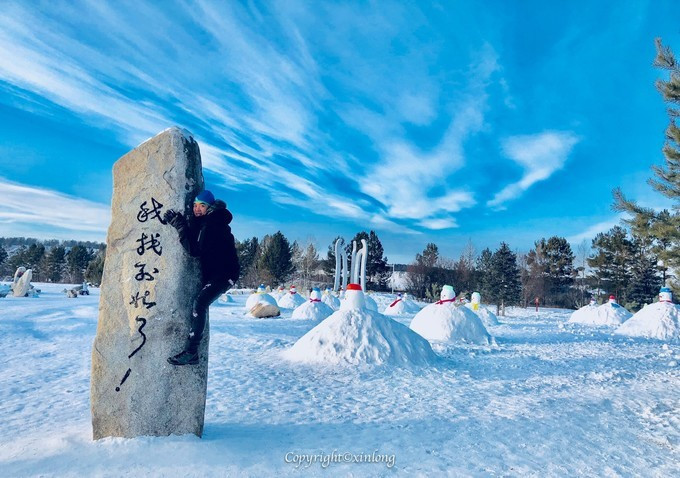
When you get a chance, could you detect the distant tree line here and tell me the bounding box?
[0,237,105,285]
[236,230,390,291]
[403,226,664,315]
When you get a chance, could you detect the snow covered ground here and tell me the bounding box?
[1,283,679,477]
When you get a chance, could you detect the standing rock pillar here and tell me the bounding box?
[91,127,208,439]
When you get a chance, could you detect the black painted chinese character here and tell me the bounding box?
[134,262,159,281]
[129,290,157,309]
[128,316,147,359]
[136,232,163,256]
[137,198,167,224]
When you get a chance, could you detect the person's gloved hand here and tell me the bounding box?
[163,209,183,228]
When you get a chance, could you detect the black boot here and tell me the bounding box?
[167,349,198,366]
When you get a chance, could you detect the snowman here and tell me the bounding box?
[383,293,410,316]
[284,283,437,366]
[616,287,680,340]
[410,285,493,345]
[567,297,599,324]
[277,285,306,309]
[292,287,335,321]
[321,287,341,310]
[594,295,632,325]
[465,291,499,327]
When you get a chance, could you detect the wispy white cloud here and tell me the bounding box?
[0,178,110,240]
[0,2,508,237]
[566,215,624,245]
[488,131,580,209]
[420,218,459,230]
[356,45,499,226]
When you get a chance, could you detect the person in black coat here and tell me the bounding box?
[163,190,240,365]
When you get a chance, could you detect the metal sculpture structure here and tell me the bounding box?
[333,238,368,292]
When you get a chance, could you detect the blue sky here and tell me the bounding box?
[0,1,678,263]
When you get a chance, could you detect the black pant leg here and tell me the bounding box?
[186,281,230,352]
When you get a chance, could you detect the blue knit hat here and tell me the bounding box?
[194,190,215,206]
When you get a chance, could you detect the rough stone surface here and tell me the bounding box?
[250,303,281,318]
[91,127,207,440]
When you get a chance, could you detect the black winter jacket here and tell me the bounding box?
[176,200,240,285]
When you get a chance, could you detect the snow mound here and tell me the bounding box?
[410,302,493,345]
[568,304,599,324]
[383,298,420,316]
[364,294,378,311]
[569,302,633,325]
[615,302,680,340]
[465,303,500,326]
[283,308,438,366]
[245,292,277,311]
[218,293,234,304]
[291,300,334,321]
[321,293,340,310]
[277,292,306,309]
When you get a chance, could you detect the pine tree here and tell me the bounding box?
[236,237,260,286]
[544,237,575,307]
[6,246,27,276]
[346,231,389,290]
[258,231,294,285]
[487,243,521,315]
[476,248,494,301]
[45,246,67,283]
[0,246,7,276]
[524,241,548,307]
[23,243,46,281]
[85,247,106,286]
[626,235,662,310]
[588,226,633,303]
[614,39,680,291]
[65,245,93,283]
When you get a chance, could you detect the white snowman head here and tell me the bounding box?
[659,287,673,303]
[440,285,456,301]
[341,283,365,310]
[471,292,481,304]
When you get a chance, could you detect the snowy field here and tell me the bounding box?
[1,283,679,477]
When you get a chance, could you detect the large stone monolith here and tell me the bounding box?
[91,127,208,439]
